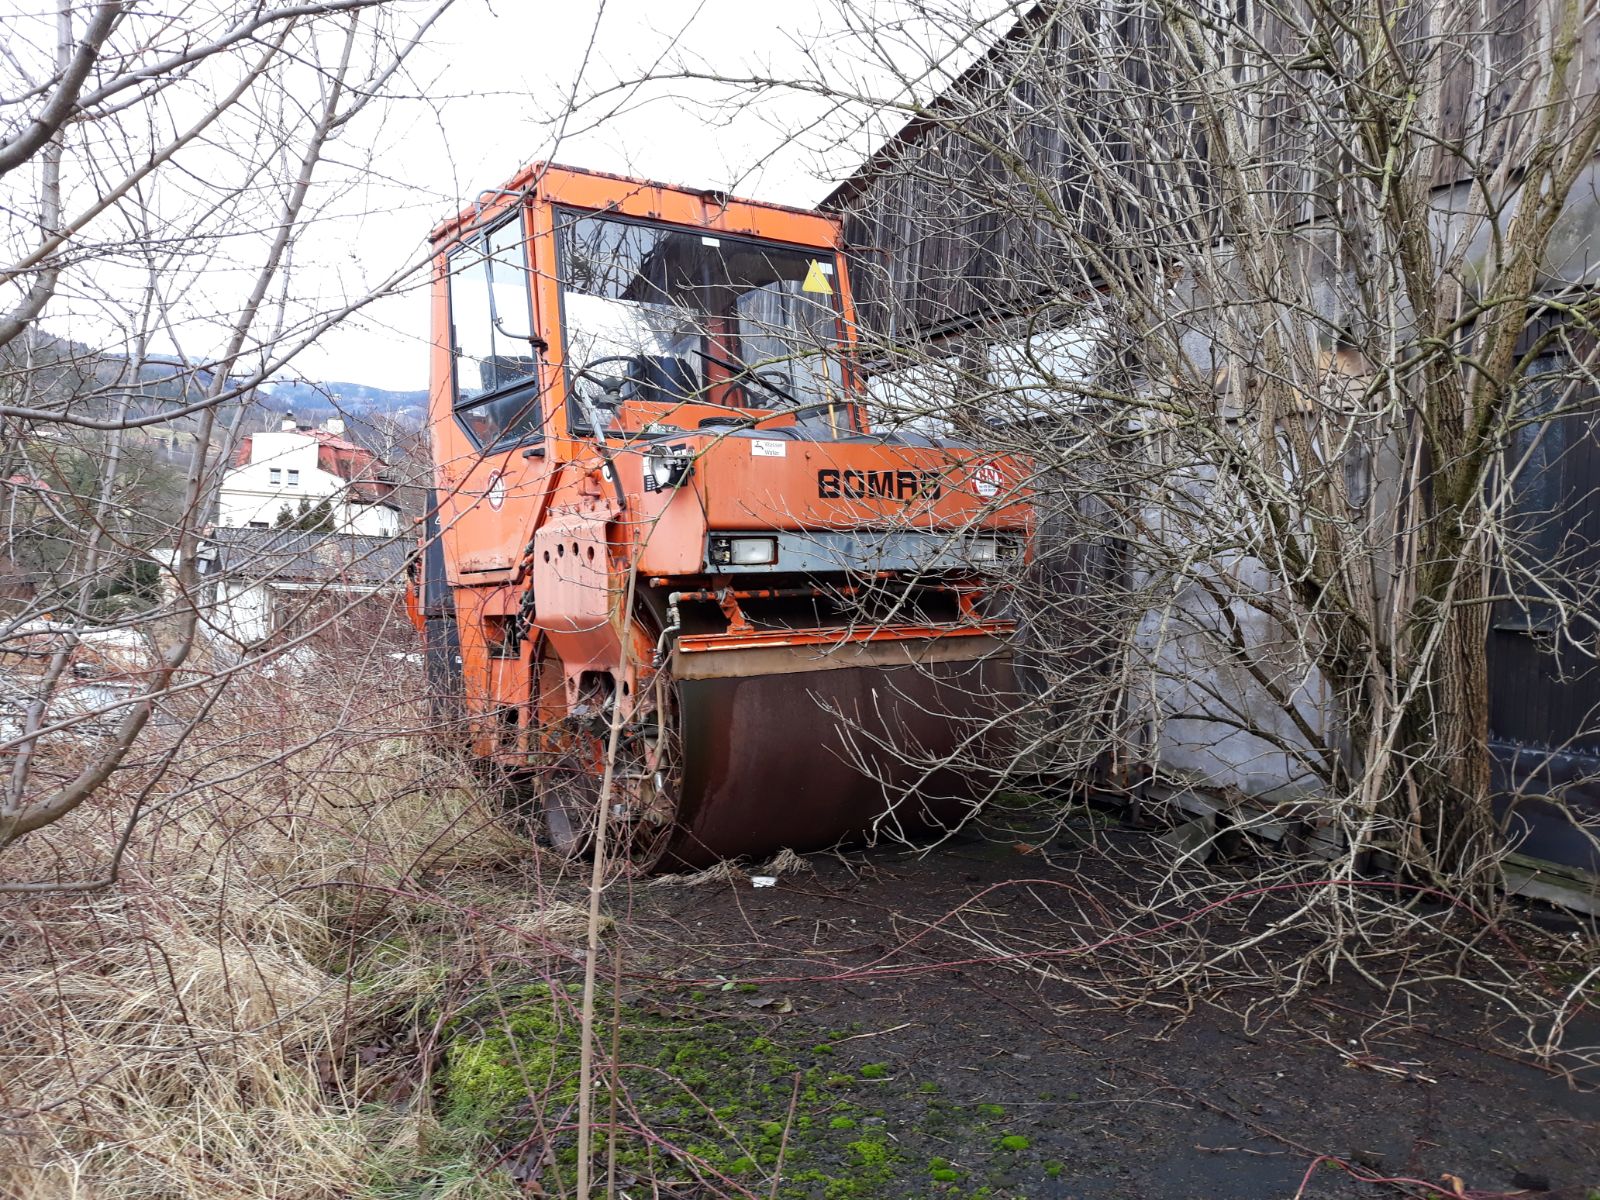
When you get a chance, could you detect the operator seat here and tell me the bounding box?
[629,354,699,405]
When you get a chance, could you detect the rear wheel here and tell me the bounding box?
[623,667,682,866]
[530,645,679,870]
[421,613,466,734]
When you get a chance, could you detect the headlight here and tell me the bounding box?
[644,449,693,492]
[966,537,1021,568]
[710,535,778,567]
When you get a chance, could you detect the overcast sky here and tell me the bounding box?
[285,0,1011,392]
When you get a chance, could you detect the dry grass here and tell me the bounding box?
[646,860,746,888]
[0,651,549,1200]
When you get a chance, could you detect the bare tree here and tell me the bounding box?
[0,0,452,863]
[612,0,1600,907]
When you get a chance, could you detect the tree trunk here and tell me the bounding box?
[1392,524,1497,898]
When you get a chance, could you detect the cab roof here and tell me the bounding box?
[429,161,843,251]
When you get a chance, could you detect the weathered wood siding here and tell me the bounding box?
[830,0,1600,344]
[825,0,1600,884]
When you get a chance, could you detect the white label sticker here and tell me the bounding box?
[484,469,507,510]
[751,439,787,458]
[700,235,721,247]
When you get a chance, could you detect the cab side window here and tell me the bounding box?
[449,215,544,448]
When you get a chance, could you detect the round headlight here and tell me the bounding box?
[643,450,693,492]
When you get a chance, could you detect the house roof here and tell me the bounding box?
[204,529,407,586]
[227,427,399,509]
[231,427,387,471]
[821,4,1048,211]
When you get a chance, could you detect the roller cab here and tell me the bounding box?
[412,163,1032,868]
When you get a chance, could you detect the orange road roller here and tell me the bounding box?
[407,162,1032,868]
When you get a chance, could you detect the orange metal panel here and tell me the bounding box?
[676,621,1012,655]
[531,511,611,634]
[430,162,844,250]
[621,435,1032,578]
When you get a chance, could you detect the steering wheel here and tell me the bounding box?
[571,355,640,400]
[752,368,793,397]
[692,348,800,407]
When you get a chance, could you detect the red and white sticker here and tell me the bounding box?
[971,464,1003,499]
[484,469,506,511]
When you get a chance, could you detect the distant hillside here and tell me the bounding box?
[262,380,428,421]
[7,333,426,444]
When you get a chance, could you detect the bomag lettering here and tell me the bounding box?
[816,468,942,501]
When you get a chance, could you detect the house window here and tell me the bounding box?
[269,468,282,484]
[287,469,299,486]
[248,520,268,529]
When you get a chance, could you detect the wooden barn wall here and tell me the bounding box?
[1487,333,1600,878]
[827,0,1600,889]
[832,0,1600,347]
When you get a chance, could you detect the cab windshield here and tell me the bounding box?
[554,208,847,430]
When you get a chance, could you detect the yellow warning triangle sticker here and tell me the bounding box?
[802,259,834,294]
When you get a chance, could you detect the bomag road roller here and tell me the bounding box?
[407,163,1031,869]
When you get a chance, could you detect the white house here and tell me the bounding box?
[196,527,409,648]
[218,415,401,537]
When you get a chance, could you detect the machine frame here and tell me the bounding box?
[411,162,1033,867]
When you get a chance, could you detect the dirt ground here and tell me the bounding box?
[555,812,1600,1200]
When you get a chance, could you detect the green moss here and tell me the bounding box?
[812,1042,835,1054]
[993,789,1046,810]
[927,1155,962,1183]
[847,1138,889,1168]
[1044,1160,1064,1177]
[918,1080,940,1094]
[807,1129,901,1199]
[393,983,599,1197]
[975,1102,1006,1119]
[431,982,939,1200]
[438,983,579,1130]
[998,1134,1030,1152]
